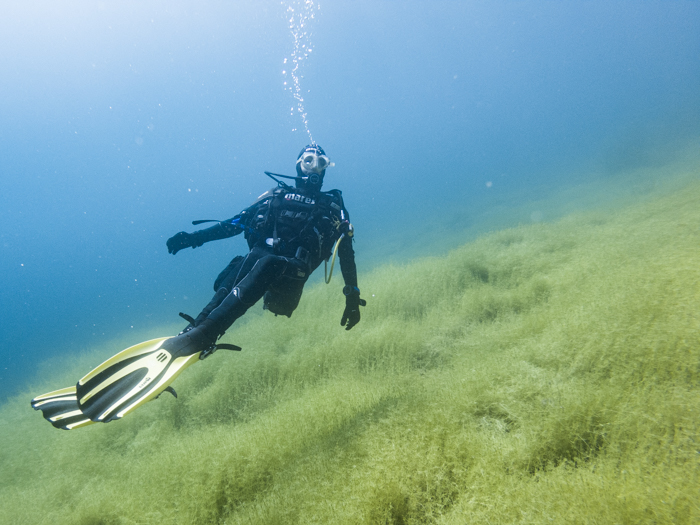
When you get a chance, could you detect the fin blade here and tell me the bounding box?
[108,353,200,421]
[31,386,95,430]
[76,336,203,423]
[78,345,172,406]
[78,337,170,386]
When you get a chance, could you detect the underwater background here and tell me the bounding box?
[1,0,698,400]
[1,1,700,523]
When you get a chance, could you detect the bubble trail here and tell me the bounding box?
[282,0,319,143]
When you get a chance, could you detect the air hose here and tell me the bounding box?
[324,234,344,284]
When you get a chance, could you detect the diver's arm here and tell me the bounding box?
[166,188,275,254]
[338,225,365,330]
[192,218,245,243]
[338,234,358,289]
[331,191,359,288]
[166,215,245,255]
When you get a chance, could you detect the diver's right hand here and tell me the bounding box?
[167,232,197,254]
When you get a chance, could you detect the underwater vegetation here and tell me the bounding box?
[1,170,699,524]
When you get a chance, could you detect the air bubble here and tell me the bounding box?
[282,0,318,143]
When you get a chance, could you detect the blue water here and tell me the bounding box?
[1,1,699,401]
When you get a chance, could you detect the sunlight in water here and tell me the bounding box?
[283,0,319,143]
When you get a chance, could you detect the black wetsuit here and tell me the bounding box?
[176,184,359,339]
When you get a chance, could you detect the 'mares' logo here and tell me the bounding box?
[284,193,315,205]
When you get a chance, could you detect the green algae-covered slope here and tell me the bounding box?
[1,175,699,524]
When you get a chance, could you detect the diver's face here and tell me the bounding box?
[297,151,330,176]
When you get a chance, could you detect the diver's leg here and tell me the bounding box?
[204,253,291,337]
[182,251,258,331]
[213,255,245,292]
[183,287,229,331]
[162,250,293,356]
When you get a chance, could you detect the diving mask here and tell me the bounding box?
[297,151,333,175]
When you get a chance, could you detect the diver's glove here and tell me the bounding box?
[341,286,366,330]
[167,231,204,255]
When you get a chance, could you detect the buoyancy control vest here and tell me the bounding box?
[243,186,349,267]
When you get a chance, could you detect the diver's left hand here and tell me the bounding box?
[341,293,366,330]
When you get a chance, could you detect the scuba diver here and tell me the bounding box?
[165,143,365,348]
[31,145,366,430]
